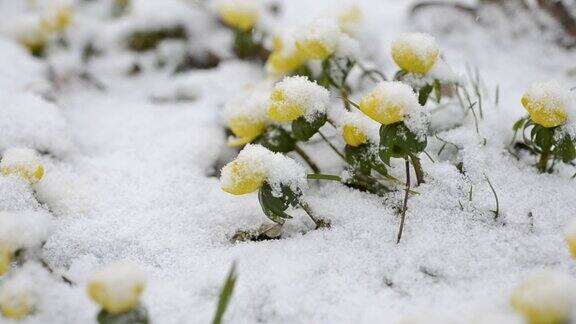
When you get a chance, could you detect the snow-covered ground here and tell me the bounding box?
[1,0,576,323]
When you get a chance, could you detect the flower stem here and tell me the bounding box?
[397,159,411,244]
[410,154,425,185]
[317,130,347,162]
[294,145,321,174]
[307,174,341,182]
[299,201,329,229]
[537,146,550,173]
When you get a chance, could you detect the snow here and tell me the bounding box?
[392,33,439,63]
[0,270,37,318]
[0,0,576,323]
[0,211,53,251]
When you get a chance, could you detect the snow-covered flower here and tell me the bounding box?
[0,211,54,276]
[0,148,45,184]
[510,271,576,324]
[337,4,362,35]
[391,33,440,75]
[266,32,305,75]
[342,124,367,147]
[0,273,36,320]
[221,144,306,195]
[267,76,329,122]
[521,81,570,128]
[565,220,576,260]
[358,81,420,125]
[11,16,48,56]
[40,2,73,33]
[295,18,342,60]
[217,0,260,32]
[87,261,146,314]
[224,84,270,146]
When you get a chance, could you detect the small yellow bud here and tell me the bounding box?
[218,0,259,31]
[266,51,304,75]
[359,81,419,125]
[0,148,45,184]
[510,272,576,324]
[227,116,266,146]
[0,275,36,320]
[0,243,13,276]
[221,159,267,195]
[521,82,568,128]
[296,39,334,61]
[337,5,362,34]
[342,124,367,147]
[267,89,305,122]
[391,33,439,75]
[87,262,146,314]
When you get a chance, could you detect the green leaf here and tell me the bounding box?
[344,144,373,175]
[512,118,526,131]
[531,125,553,151]
[554,134,576,163]
[418,84,433,106]
[256,125,295,153]
[379,123,427,165]
[433,79,442,104]
[97,306,149,324]
[292,113,327,141]
[212,263,237,324]
[258,183,300,224]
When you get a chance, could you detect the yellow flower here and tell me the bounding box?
[337,5,362,34]
[87,262,145,314]
[566,223,576,260]
[510,272,575,324]
[0,148,45,184]
[521,84,568,128]
[358,82,418,125]
[221,159,267,195]
[391,33,439,75]
[0,276,35,320]
[227,116,266,146]
[41,5,73,33]
[267,51,304,75]
[218,0,259,31]
[342,124,367,147]
[0,243,13,276]
[295,19,340,60]
[267,88,305,122]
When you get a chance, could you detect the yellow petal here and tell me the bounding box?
[41,6,73,33]
[267,51,304,75]
[392,38,439,75]
[295,39,333,60]
[221,159,266,195]
[218,6,258,31]
[521,95,567,128]
[267,89,305,122]
[0,294,34,320]
[88,281,144,314]
[0,245,13,276]
[342,124,367,147]
[229,116,266,141]
[566,233,576,260]
[359,91,404,125]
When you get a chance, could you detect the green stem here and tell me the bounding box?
[410,155,425,185]
[537,146,551,173]
[307,174,341,182]
[299,201,329,229]
[397,159,411,244]
[340,87,351,111]
[294,145,321,174]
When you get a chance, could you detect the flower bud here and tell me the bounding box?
[295,19,341,60]
[521,82,569,128]
[0,148,44,184]
[510,271,576,324]
[342,124,367,147]
[218,0,259,31]
[565,220,576,260]
[391,33,439,75]
[221,158,267,195]
[358,81,420,125]
[337,5,362,34]
[0,274,36,320]
[41,4,73,33]
[224,83,270,146]
[267,76,329,122]
[227,117,266,146]
[87,261,145,314]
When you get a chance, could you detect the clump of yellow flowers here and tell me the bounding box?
[0,148,44,184]
[87,261,149,323]
[510,271,576,324]
[0,273,36,320]
[512,81,575,172]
